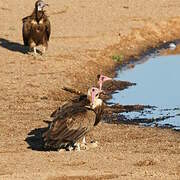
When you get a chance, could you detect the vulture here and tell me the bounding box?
[42,87,104,151]
[62,74,136,101]
[22,0,51,55]
[97,74,136,93]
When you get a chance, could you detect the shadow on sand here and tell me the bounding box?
[0,38,28,54]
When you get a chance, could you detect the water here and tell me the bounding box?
[108,55,180,130]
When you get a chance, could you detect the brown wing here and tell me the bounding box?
[50,94,89,118]
[94,102,104,126]
[44,16,51,41]
[50,100,74,118]
[43,106,95,150]
[22,16,32,46]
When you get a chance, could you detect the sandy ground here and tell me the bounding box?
[0,0,180,179]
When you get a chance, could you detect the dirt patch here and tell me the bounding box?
[134,159,156,167]
[48,174,119,180]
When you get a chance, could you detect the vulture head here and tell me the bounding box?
[87,87,102,109]
[35,0,48,11]
[97,74,112,91]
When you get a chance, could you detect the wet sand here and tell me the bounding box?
[0,0,180,179]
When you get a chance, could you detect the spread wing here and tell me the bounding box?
[22,16,32,46]
[43,106,95,150]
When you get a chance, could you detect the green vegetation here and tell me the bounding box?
[112,54,124,62]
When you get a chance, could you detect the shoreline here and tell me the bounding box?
[66,18,180,99]
[98,18,180,79]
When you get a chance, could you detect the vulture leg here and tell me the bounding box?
[81,143,88,150]
[79,136,88,150]
[33,47,37,55]
[82,136,86,144]
[29,41,37,56]
[42,46,46,54]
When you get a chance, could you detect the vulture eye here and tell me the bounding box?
[92,88,95,92]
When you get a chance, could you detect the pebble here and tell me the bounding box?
[169,43,176,50]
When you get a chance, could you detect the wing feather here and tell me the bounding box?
[94,103,104,126]
[22,16,32,46]
[43,106,95,149]
[44,17,51,41]
[50,95,89,118]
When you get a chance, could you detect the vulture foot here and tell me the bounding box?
[80,143,89,150]
[58,148,66,153]
[42,46,47,54]
[66,145,74,151]
[74,143,81,151]
[82,136,87,145]
[28,51,36,56]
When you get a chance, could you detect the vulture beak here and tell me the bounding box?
[97,75,112,91]
[37,1,49,11]
[101,75,112,81]
[44,3,49,7]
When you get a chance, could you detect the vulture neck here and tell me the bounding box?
[93,98,104,126]
[92,98,103,110]
[33,9,44,22]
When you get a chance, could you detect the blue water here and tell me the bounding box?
[108,55,180,130]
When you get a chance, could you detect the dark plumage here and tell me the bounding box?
[50,94,89,118]
[42,87,104,150]
[22,0,50,54]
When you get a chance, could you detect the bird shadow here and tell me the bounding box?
[0,38,28,54]
[25,120,51,151]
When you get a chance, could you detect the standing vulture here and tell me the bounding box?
[42,87,104,151]
[22,0,50,55]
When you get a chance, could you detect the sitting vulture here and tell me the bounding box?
[97,74,136,93]
[62,74,136,100]
[42,87,104,151]
[22,0,50,55]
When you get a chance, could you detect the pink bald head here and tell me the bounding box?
[91,87,100,104]
[97,74,112,91]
